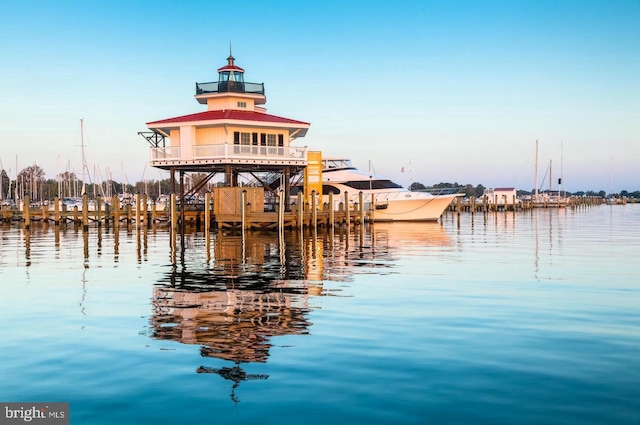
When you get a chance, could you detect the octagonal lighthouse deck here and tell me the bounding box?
[142,53,310,175]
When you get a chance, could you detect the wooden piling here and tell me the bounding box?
[369,193,375,224]
[170,193,177,232]
[279,190,285,231]
[82,193,89,231]
[135,193,141,228]
[344,191,350,229]
[311,190,317,229]
[96,195,102,226]
[54,196,60,224]
[112,195,120,227]
[204,192,211,233]
[297,192,304,229]
[329,192,335,228]
[241,190,246,230]
[359,191,365,224]
[24,196,31,229]
[142,194,148,226]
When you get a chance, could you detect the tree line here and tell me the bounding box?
[409,181,640,199]
[0,165,219,203]
[1,165,638,203]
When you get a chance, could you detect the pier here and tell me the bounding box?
[1,190,377,231]
[2,192,620,234]
[446,194,607,213]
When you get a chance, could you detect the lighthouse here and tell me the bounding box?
[141,52,310,210]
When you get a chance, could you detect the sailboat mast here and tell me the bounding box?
[534,140,539,198]
[549,159,553,194]
[81,119,87,196]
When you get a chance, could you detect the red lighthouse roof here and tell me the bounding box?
[147,109,309,126]
[146,109,309,138]
[217,54,244,73]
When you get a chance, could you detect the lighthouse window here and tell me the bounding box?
[237,101,247,108]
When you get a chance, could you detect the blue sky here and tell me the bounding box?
[1,0,638,192]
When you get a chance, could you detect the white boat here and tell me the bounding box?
[298,157,461,222]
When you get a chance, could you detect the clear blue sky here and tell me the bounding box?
[1,0,638,193]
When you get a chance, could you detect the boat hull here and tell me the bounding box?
[368,194,458,221]
[323,191,459,222]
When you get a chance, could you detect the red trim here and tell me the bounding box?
[217,65,245,72]
[147,109,309,126]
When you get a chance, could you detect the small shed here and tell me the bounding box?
[482,188,517,205]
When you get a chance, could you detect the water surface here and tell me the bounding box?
[1,206,638,424]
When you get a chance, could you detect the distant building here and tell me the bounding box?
[482,187,517,205]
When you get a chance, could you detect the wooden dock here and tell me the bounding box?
[446,194,606,213]
[1,191,372,231]
[2,192,621,232]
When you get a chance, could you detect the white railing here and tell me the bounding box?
[193,144,307,160]
[150,146,181,161]
[151,144,307,163]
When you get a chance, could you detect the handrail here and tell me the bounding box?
[195,81,265,95]
[150,144,307,162]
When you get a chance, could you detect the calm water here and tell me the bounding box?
[1,206,638,424]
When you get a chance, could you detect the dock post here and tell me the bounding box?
[204,192,211,234]
[329,192,334,228]
[105,202,111,228]
[205,195,211,262]
[96,195,102,227]
[82,194,89,231]
[112,195,120,228]
[54,196,60,225]
[311,190,317,229]
[170,193,177,233]
[151,201,157,225]
[344,191,350,229]
[369,193,375,224]
[359,192,365,225]
[24,195,31,229]
[297,192,304,229]
[41,202,47,222]
[135,193,141,228]
[142,194,148,227]
[279,189,285,231]
[82,193,89,230]
[241,190,246,230]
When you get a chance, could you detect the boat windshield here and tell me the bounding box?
[343,180,403,190]
[322,159,354,170]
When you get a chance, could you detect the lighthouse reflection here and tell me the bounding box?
[149,223,451,401]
